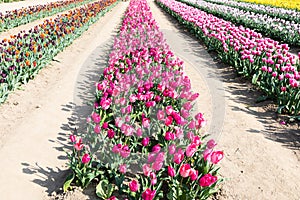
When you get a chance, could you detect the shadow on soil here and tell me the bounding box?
[21,34,116,197]
[154,2,300,152]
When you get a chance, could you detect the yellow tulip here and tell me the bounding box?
[239,0,300,10]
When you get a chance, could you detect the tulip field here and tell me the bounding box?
[240,0,300,10]
[0,0,300,199]
[0,0,117,103]
[158,0,300,115]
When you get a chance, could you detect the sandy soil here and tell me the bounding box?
[0,0,299,199]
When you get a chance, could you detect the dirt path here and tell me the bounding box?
[0,0,299,199]
[0,1,128,199]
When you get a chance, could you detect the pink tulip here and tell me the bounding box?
[189,93,199,101]
[155,152,165,163]
[210,151,224,164]
[142,137,150,146]
[167,166,175,177]
[172,112,182,125]
[120,145,130,158]
[136,128,142,137]
[129,180,139,192]
[165,116,173,126]
[112,144,121,153]
[91,112,101,123]
[186,143,197,157]
[147,153,156,163]
[100,98,112,110]
[142,117,150,128]
[168,144,176,155]
[150,172,157,185]
[152,161,163,171]
[94,124,101,134]
[173,148,184,164]
[179,163,191,178]
[199,174,218,187]
[188,120,196,129]
[102,122,108,129]
[142,188,156,200]
[152,144,161,153]
[165,105,173,115]
[69,135,76,143]
[183,102,192,110]
[165,131,175,140]
[74,138,83,151]
[156,110,165,121]
[145,101,156,108]
[81,153,91,164]
[192,136,201,146]
[107,129,115,139]
[143,164,152,176]
[181,109,190,119]
[281,86,287,92]
[207,139,217,149]
[189,168,198,181]
[126,105,132,113]
[119,164,127,174]
[203,149,212,161]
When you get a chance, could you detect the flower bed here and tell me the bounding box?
[203,0,300,24]
[0,0,96,32]
[178,0,300,46]
[0,0,118,103]
[1,0,24,3]
[156,0,300,115]
[65,0,224,199]
[239,0,300,11]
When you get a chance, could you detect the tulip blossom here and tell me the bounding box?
[107,129,115,139]
[173,148,184,164]
[168,144,177,155]
[179,163,191,178]
[156,110,165,120]
[129,180,139,192]
[69,135,76,143]
[210,151,224,164]
[119,164,127,174]
[74,138,83,151]
[81,153,91,164]
[199,174,218,187]
[142,188,156,200]
[189,168,199,181]
[207,139,217,149]
[186,143,197,157]
[142,137,150,146]
[152,144,161,153]
[91,112,101,123]
[165,116,173,126]
[150,172,157,185]
[168,166,176,177]
[143,164,152,176]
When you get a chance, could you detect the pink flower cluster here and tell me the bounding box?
[72,0,224,198]
[69,135,91,164]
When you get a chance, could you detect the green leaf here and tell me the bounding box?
[96,180,115,199]
[63,172,75,192]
